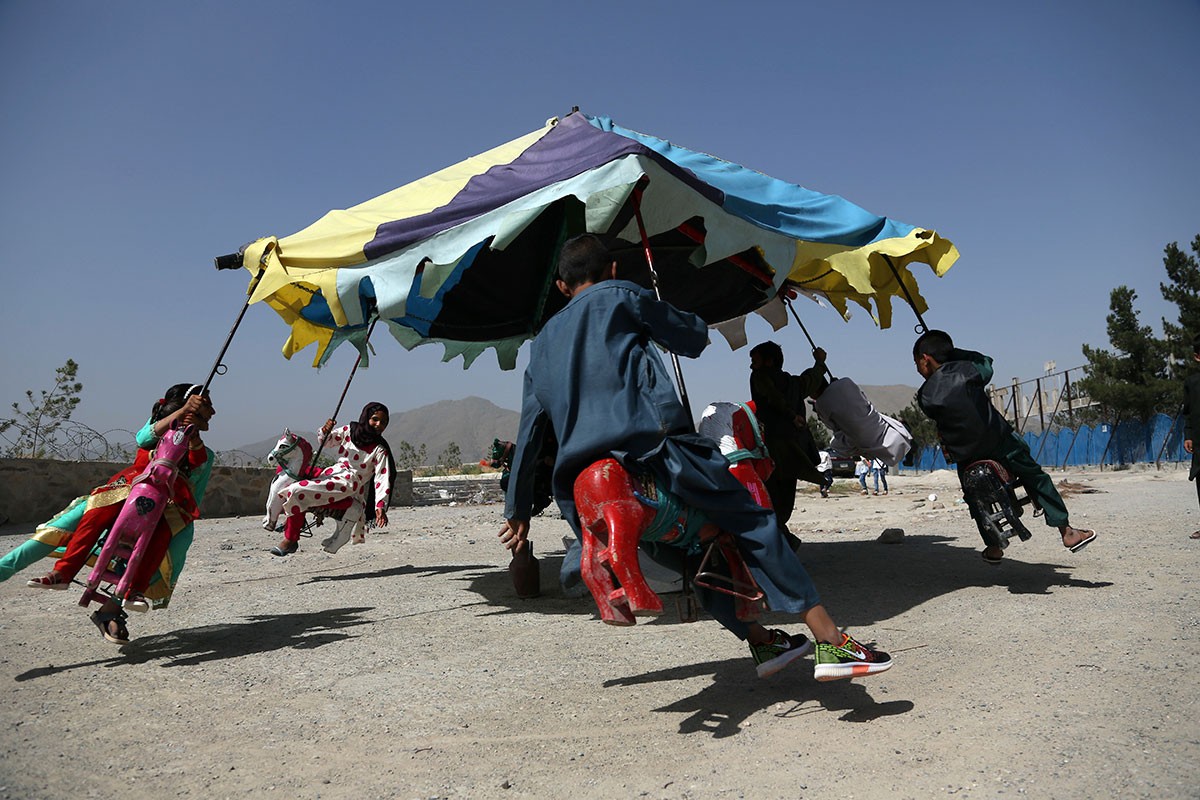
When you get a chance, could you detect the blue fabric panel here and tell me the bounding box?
[587,114,916,246]
[394,240,488,336]
[299,278,377,329]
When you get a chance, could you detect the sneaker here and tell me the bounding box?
[750,629,812,678]
[813,632,892,681]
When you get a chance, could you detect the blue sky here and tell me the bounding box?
[2,1,1197,451]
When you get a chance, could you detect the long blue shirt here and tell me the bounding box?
[504,280,708,521]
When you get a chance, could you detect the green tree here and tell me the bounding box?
[894,395,939,456]
[1159,234,1200,368]
[394,440,427,470]
[0,359,84,458]
[1078,287,1174,421]
[437,442,463,469]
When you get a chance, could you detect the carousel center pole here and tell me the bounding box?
[631,186,694,426]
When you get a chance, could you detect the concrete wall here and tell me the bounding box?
[0,458,414,526]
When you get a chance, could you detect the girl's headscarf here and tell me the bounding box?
[350,402,388,451]
[352,402,397,513]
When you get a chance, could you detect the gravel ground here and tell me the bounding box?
[0,466,1197,800]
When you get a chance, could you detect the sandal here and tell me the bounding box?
[1066,529,1097,552]
[981,548,1004,565]
[90,609,129,645]
[26,572,69,590]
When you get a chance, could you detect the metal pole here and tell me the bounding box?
[1155,407,1184,470]
[1098,411,1122,471]
[199,267,264,395]
[631,186,694,424]
[783,297,834,380]
[310,317,380,471]
[882,254,928,334]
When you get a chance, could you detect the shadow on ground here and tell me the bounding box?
[464,535,1114,629]
[605,658,913,738]
[14,606,376,681]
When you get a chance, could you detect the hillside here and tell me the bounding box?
[226,387,917,465]
[858,383,919,415]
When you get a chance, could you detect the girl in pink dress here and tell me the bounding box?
[271,402,396,556]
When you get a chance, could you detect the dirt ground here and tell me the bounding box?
[0,466,1197,800]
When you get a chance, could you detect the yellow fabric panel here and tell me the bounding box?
[785,230,959,328]
[272,123,555,268]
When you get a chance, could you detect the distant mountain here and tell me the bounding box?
[225,388,917,466]
[228,396,519,465]
[385,396,519,461]
[859,384,920,415]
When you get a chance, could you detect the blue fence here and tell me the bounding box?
[902,412,1186,472]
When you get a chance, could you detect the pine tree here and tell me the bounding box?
[1078,287,1174,421]
[0,359,84,458]
[895,395,939,455]
[1159,234,1200,369]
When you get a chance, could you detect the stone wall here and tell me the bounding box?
[0,458,414,526]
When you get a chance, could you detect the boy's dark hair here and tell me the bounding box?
[913,329,955,364]
[556,233,612,289]
[750,340,784,367]
[1192,334,1200,355]
[151,383,197,423]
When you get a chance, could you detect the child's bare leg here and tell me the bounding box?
[799,604,843,644]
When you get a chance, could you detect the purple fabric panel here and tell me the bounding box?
[363,113,724,261]
[365,114,641,260]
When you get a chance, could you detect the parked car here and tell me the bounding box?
[828,454,856,478]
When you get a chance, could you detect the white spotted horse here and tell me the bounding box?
[264,429,362,553]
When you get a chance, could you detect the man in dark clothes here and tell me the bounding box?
[913,329,1097,563]
[1181,335,1200,539]
[748,341,827,534]
[500,233,892,681]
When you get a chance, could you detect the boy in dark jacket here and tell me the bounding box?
[913,329,1096,563]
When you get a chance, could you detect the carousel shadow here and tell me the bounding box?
[465,536,1114,629]
[14,606,375,681]
[605,658,913,738]
[789,535,1115,629]
[301,563,495,585]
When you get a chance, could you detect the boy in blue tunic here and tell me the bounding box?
[913,329,1097,563]
[499,233,892,681]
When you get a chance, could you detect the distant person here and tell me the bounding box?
[913,329,1096,563]
[748,341,826,537]
[815,450,834,498]
[500,234,892,681]
[870,457,888,495]
[855,457,871,495]
[1181,334,1200,539]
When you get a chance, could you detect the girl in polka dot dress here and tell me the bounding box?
[271,402,396,556]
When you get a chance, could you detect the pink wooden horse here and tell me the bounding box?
[78,422,194,608]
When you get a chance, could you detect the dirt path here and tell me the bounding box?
[0,466,1197,799]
